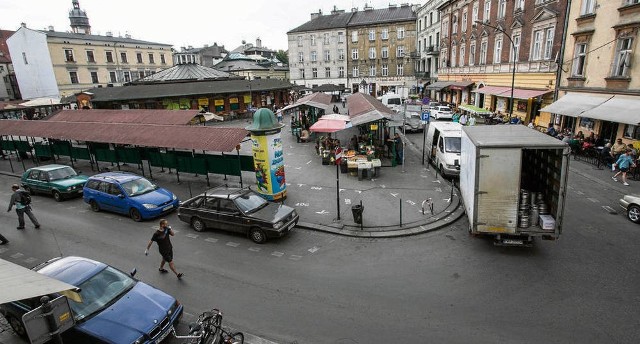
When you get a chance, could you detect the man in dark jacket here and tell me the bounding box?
[7,184,40,230]
[145,219,183,279]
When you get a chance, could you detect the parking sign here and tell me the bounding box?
[421,111,430,124]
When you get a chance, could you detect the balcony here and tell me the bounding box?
[426,46,440,56]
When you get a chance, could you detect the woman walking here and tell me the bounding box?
[612,149,636,186]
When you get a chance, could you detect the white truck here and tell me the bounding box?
[459,125,570,246]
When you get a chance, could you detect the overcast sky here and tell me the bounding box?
[1,0,409,51]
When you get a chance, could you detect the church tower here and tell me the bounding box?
[69,0,91,34]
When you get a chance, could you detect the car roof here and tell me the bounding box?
[29,164,72,172]
[37,256,107,286]
[89,172,142,183]
[199,186,250,200]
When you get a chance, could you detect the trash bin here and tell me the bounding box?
[351,204,363,224]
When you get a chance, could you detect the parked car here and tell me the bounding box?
[402,112,425,133]
[430,106,453,120]
[619,194,640,223]
[83,172,179,221]
[21,164,88,201]
[177,186,299,244]
[0,256,183,343]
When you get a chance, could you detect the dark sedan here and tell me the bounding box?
[177,187,299,244]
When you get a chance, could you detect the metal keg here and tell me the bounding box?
[538,203,549,215]
[530,192,538,206]
[531,207,540,226]
[518,211,531,228]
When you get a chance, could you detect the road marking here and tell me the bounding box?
[226,242,240,247]
[602,206,618,214]
[315,210,329,215]
[271,251,284,257]
[310,186,323,190]
[11,253,24,259]
[0,248,9,254]
[297,184,306,187]
[380,184,386,188]
[339,188,345,192]
[78,210,88,213]
[390,193,398,198]
[289,255,303,261]
[406,200,416,206]
[345,199,351,205]
[306,160,312,164]
[185,233,199,239]
[432,180,442,184]
[248,247,261,252]
[295,202,309,207]
[24,257,37,263]
[295,167,302,170]
[308,246,320,253]
[66,206,77,210]
[587,197,599,203]
[204,238,218,243]
[435,187,442,193]
[355,190,362,194]
[576,191,584,195]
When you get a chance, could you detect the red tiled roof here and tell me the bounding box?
[0,30,15,64]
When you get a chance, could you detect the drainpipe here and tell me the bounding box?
[553,0,572,129]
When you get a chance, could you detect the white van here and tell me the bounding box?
[378,93,403,111]
[425,122,462,177]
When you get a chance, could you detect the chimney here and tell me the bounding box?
[125,33,131,39]
[400,3,410,7]
[256,38,262,48]
[204,44,209,48]
[48,25,54,31]
[188,45,193,49]
[20,22,27,28]
[351,7,358,12]
[389,4,397,8]
[106,31,112,37]
[364,4,373,10]
[310,9,322,20]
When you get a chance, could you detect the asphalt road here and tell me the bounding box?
[1,156,639,344]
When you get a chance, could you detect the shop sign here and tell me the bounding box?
[198,98,209,106]
[370,124,378,131]
[517,101,527,111]
[229,97,239,104]
[244,95,252,104]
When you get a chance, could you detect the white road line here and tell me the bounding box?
[204,238,218,243]
[602,206,617,214]
[435,187,443,193]
[24,257,37,263]
[308,246,319,253]
[226,242,240,247]
[11,253,24,259]
[289,255,303,261]
[248,247,261,252]
[315,210,329,215]
[271,251,284,257]
[576,191,585,195]
[0,248,9,254]
[185,234,199,239]
[345,199,351,205]
[390,193,399,198]
[587,197,599,203]
[306,160,312,164]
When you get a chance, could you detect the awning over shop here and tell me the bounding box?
[311,84,347,92]
[580,95,640,125]
[425,81,454,90]
[347,92,393,126]
[474,86,551,99]
[474,86,511,95]
[0,258,78,304]
[458,104,492,115]
[541,92,611,117]
[448,81,474,90]
[282,92,332,112]
[19,97,62,107]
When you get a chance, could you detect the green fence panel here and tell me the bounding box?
[71,147,91,160]
[34,143,53,158]
[239,155,254,171]
[116,147,142,164]
[206,154,240,176]
[177,155,208,174]
[161,152,177,169]
[52,141,71,156]
[14,141,32,153]
[147,150,164,167]
[1,140,15,150]
[95,148,118,163]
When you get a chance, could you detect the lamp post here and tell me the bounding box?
[475,20,516,121]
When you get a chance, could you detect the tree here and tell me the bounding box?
[275,50,289,65]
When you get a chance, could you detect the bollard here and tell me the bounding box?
[400,198,403,227]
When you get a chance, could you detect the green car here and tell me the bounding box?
[21,164,89,202]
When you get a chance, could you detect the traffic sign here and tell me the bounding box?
[421,111,430,124]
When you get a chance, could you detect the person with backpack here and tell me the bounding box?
[7,184,40,230]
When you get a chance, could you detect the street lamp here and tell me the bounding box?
[475,20,516,121]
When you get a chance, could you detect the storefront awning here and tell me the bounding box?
[474,86,551,99]
[448,81,474,90]
[0,258,78,304]
[541,92,611,117]
[474,86,511,95]
[282,92,332,112]
[580,95,640,125]
[458,104,492,115]
[425,81,454,90]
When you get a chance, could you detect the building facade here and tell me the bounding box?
[174,43,228,67]
[417,0,445,99]
[6,1,172,100]
[542,0,640,144]
[0,29,20,100]
[437,0,568,123]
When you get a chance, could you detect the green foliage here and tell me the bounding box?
[275,50,289,65]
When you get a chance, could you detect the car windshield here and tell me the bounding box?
[439,107,452,112]
[234,191,268,213]
[48,167,78,181]
[387,98,402,105]
[445,137,461,153]
[121,178,157,197]
[70,266,136,321]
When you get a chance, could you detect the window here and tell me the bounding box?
[136,53,143,63]
[460,45,466,66]
[120,52,128,63]
[397,45,405,58]
[451,45,457,67]
[352,66,359,77]
[325,67,331,78]
[352,31,358,43]
[324,50,330,61]
[160,54,166,64]
[381,28,389,40]
[298,52,304,62]
[511,33,521,62]
[323,33,330,44]
[472,3,479,22]
[382,64,389,76]
[453,15,458,34]
[138,71,145,79]
[623,125,640,140]
[397,26,405,39]
[297,36,303,47]
[311,51,317,62]
[573,43,587,76]
[370,65,376,76]
[580,0,595,14]
[91,71,99,83]
[69,71,78,84]
[430,12,434,26]
[338,49,345,60]
[515,0,525,11]
[312,67,318,78]
[106,51,113,63]
[369,47,376,59]
[544,28,554,60]
[369,29,376,41]
[86,51,95,63]
[299,69,305,79]
[382,47,389,58]
[148,53,155,64]
[532,30,543,60]
[108,71,117,83]
[498,0,507,18]
[397,64,404,76]
[65,49,75,62]
[310,35,316,45]
[352,49,359,60]
[494,35,503,63]
[484,1,491,22]
[625,0,639,5]
[469,42,476,65]
[123,71,131,82]
[338,66,344,77]
[480,40,488,64]
[338,32,345,43]
[612,37,633,77]
[462,10,468,32]
[443,20,450,36]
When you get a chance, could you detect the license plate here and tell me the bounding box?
[162,205,173,211]
[503,239,523,245]
[156,326,172,343]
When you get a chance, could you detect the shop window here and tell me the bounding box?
[579,117,595,131]
[623,124,640,140]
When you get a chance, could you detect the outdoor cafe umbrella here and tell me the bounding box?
[309,118,351,133]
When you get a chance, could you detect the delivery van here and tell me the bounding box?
[425,122,462,177]
[378,93,403,111]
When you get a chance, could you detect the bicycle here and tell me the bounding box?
[172,309,244,344]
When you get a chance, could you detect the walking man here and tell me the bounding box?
[612,149,636,186]
[7,184,40,230]
[145,219,183,279]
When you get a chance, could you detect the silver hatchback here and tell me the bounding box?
[619,194,640,223]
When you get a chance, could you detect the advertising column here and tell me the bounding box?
[245,108,286,201]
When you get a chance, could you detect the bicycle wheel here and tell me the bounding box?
[226,332,244,344]
[203,329,221,344]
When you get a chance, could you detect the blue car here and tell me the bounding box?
[83,172,179,221]
[0,256,183,343]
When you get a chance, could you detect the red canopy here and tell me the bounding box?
[309,119,348,133]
